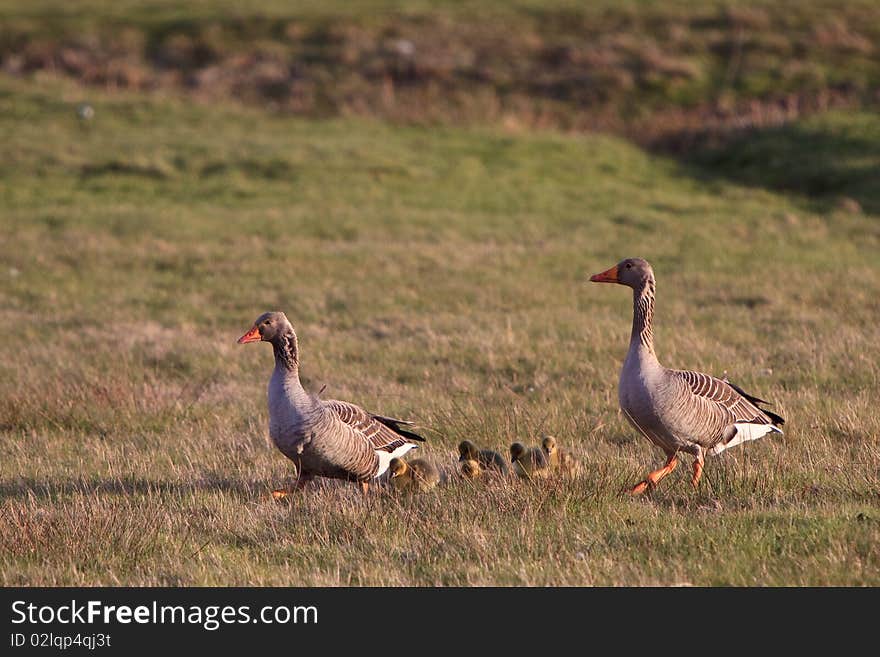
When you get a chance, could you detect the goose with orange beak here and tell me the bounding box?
[590,258,784,494]
[238,311,425,495]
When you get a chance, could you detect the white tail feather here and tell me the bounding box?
[710,423,783,456]
[375,442,418,477]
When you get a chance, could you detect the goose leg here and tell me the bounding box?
[691,451,705,489]
[359,481,370,495]
[630,453,678,495]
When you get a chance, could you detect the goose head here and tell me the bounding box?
[389,458,409,479]
[458,440,479,462]
[541,435,557,456]
[510,442,526,463]
[590,258,653,289]
[237,311,294,345]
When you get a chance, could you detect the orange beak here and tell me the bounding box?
[237,326,262,344]
[590,264,619,283]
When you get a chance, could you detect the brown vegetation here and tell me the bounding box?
[2,2,878,148]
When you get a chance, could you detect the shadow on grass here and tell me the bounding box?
[0,475,267,501]
[660,113,880,215]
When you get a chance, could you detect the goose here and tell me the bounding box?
[458,440,510,476]
[541,435,582,476]
[590,258,785,494]
[238,311,425,494]
[460,459,482,479]
[388,457,441,492]
[510,442,551,480]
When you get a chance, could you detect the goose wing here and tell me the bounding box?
[324,399,425,453]
[674,370,784,427]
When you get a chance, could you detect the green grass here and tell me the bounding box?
[0,75,878,585]
[684,111,880,213]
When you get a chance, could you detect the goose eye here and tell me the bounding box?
[625,263,632,269]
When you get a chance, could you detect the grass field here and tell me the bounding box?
[1,4,879,586]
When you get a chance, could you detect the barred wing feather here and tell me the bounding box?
[324,399,424,452]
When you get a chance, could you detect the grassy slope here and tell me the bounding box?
[0,76,878,585]
[1,0,878,136]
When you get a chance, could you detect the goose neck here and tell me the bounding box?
[630,277,657,357]
[272,331,300,374]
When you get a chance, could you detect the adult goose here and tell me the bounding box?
[590,258,784,494]
[238,311,425,494]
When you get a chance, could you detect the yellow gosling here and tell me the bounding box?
[541,435,583,477]
[389,457,441,492]
[460,459,482,479]
[510,442,551,480]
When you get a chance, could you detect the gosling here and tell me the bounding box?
[541,435,582,476]
[510,442,551,480]
[458,440,510,476]
[389,457,441,492]
[460,459,482,479]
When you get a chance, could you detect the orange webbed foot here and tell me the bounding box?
[628,453,679,496]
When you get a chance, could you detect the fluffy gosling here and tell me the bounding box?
[460,459,482,479]
[458,440,510,476]
[510,442,551,480]
[389,457,441,492]
[541,435,582,476]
